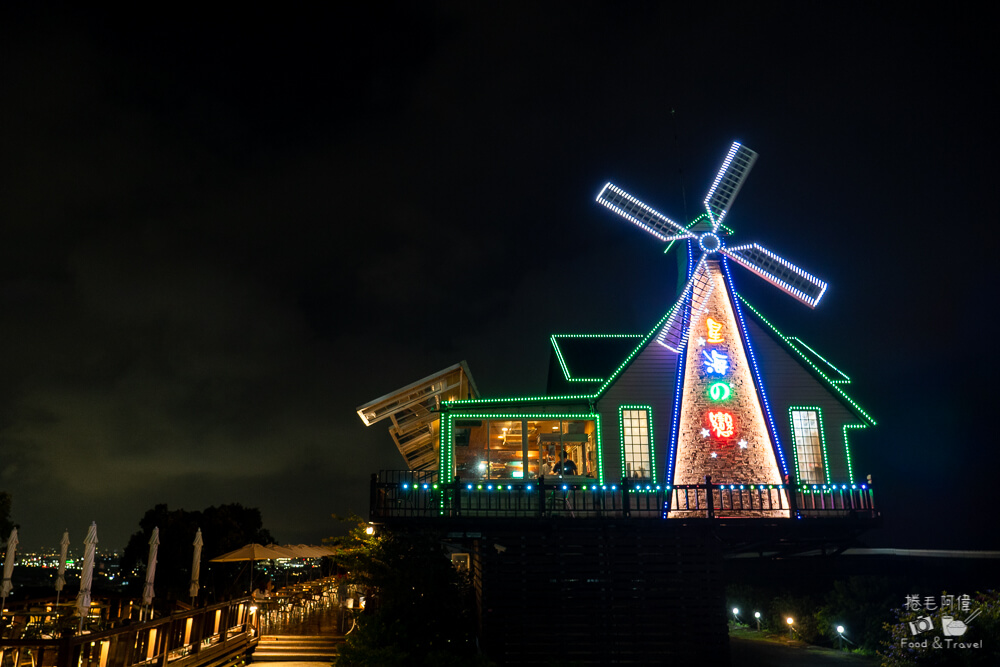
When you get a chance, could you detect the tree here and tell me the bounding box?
[334,520,484,667]
[120,503,276,603]
[0,492,13,538]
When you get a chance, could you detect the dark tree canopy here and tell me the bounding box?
[120,503,276,602]
[0,491,14,539]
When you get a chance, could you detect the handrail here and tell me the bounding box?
[0,597,259,667]
[370,471,877,521]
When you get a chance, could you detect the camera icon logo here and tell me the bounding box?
[909,616,935,636]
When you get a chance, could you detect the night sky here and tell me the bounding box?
[1,5,994,552]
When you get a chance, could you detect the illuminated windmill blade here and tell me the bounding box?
[655,257,714,352]
[704,142,758,231]
[597,183,697,243]
[721,243,828,308]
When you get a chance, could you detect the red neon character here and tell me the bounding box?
[707,411,735,438]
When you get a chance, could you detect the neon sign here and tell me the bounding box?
[706,317,724,343]
[702,349,729,375]
[707,411,735,438]
[708,382,731,401]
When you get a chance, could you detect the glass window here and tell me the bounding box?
[533,419,596,479]
[791,409,825,484]
[621,408,652,481]
[453,417,596,480]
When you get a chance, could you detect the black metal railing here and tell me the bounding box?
[369,472,877,521]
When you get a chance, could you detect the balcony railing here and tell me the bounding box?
[0,597,257,667]
[369,472,877,521]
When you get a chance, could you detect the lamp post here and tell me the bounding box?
[754,611,761,632]
[837,625,845,650]
[786,616,794,639]
[732,607,740,625]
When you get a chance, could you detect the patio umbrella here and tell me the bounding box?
[1,528,18,606]
[209,543,288,595]
[264,544,300,558]
[76,522,98,632]
[55,531,69,604]
[189,529,203,601]
[209,543,289,562]
[142,527,159,615]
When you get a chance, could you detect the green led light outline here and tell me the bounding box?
[788,406,831,485]
[442,307,678,408]
[618,405,655,484]
[440,412,604,484]
[842,424,865,484]
[550,334,643,383]
[593,303,680,398]
[788,337,851,384]
[664,214,734,255]
[736,294,876,426]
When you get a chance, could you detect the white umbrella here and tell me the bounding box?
[76,522,98,632]
[55,531,69,604]
[209,543,289,595]
[189,528,203,601]
[1,528,18,605]
[142,527,159,613]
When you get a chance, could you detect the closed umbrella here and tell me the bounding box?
[55,531,69,605]
[189,529,203,602]
[142,527,159,617]
[1,528,18,607]
[76,522,98,632]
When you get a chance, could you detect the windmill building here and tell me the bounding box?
[357,142,878,665]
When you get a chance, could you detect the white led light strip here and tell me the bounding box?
[655,259,713,352]
[703,143,740,210]
[723,243,828,307]
[597,183,695,242]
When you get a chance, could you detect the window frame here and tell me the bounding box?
[788,406,831,485]
[619,405,655,484]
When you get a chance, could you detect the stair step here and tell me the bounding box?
[253,634,343,662]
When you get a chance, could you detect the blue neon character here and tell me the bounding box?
[702,349,729,375]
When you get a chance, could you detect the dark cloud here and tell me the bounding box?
[0,4,993,550]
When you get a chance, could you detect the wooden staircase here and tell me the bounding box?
[252,635,344,662]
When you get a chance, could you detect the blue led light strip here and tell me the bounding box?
[665,239,694,491]
[735,295,876,426]
[721,257,789,477]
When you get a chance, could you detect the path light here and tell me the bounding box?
[365,524,375,536]
[754,611,761,631]
[786,616,794,638]
[837,625,845,650]
[732,607,740,623]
